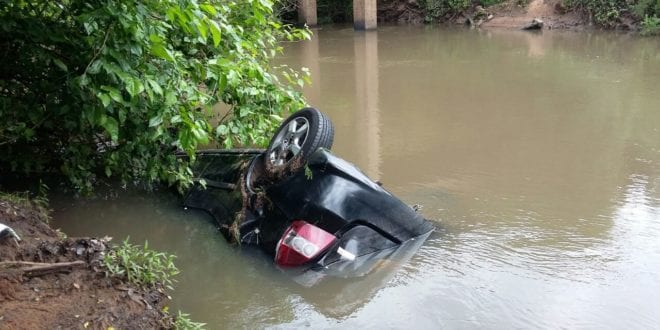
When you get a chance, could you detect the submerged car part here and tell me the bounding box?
[275,220,336,266]
[184,148,434,270]
[183,107,434,278]
[266,107,334,170]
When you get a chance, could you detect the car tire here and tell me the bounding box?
[264,107,334,171]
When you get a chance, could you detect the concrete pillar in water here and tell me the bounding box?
[353,0,377,30]
[297,0,317,27]
[353,31,380,180]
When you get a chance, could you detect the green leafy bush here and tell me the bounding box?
[634,0,660,17]
[421,0,471,22]
[0,0,309,192]
[103,238,179,288]
[634,0,660,35]
[562,0,627,26]
[640,14,660,34]
[563,0,660,30]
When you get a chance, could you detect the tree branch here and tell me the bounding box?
[0,260,86,277]
[83,24,114,75]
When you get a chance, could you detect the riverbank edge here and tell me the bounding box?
[376,0,648,32]
[0,193,195,329]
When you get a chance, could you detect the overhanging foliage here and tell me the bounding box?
[0,0,310,192]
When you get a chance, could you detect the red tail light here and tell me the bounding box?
[275,220,336,266]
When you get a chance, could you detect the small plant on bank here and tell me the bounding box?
[634,0,660,35]
[0,182,51,222]
[103,238,179,289]
[174,311,206,330]
[0,191,32,208]
[640,15,660,34]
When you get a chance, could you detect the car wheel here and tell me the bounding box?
[265,107,334,171]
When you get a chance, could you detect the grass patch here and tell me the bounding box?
[641,15,660,35]
[174,311,206,330]
[0,181,51,222]
[103,238,179,289]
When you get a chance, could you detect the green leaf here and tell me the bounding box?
[165,91,176,106]
[151,44,175,62]
[88,60,102,74]
[149,116,163,127]
[147,80,164,96]
[101,116,119,142]
[209,20,222,47]
[125,78,145,97]
[101,86,124,103]
[216,124,228,135]
[98,93,111,108]
[192,127,208,142]
[200,4,217,15]
[53,58,68,72]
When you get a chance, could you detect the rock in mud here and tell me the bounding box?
[522,18,544,30]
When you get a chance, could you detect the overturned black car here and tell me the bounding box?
[184,108,433,278]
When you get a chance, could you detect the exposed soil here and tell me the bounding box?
[377,0,588,29]
[481,0,584,29]
[0,198,174,329]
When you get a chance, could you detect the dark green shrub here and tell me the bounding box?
[0,0,309,192]
[562,0,628,27]
[634,0,660,17]
[640,15,660,35]
[421,0,471,22]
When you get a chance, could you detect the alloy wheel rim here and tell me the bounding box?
[268,117,309,167]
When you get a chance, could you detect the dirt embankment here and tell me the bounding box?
[0,198,174,329]
[481,0,583,29]
[379,0,586,29]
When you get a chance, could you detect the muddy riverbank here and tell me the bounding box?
[0,196,175,329]
[379,0,634,30]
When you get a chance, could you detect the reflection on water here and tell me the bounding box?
[53,25,660,328]
[353,31,381,180]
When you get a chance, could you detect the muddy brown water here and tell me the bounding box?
[52,25,660,328]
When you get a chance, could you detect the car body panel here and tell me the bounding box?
[183,148,434,277]
[266,149,434,244]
